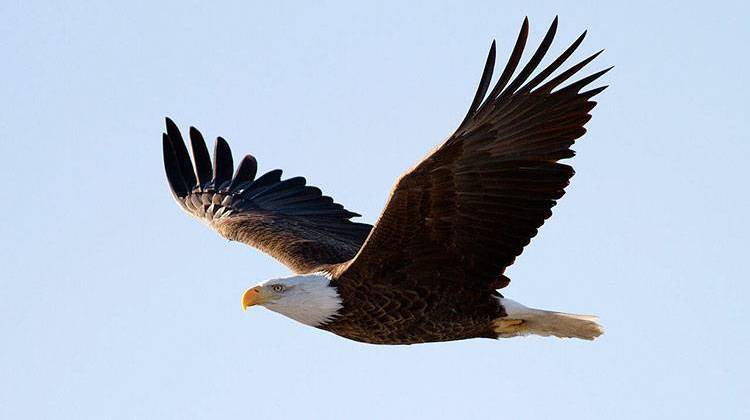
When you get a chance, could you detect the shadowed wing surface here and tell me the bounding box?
[162,119,372,274]
[335,18,610,292]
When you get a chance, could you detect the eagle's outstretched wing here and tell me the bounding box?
[162,118,372,274]
[335,18,609,291]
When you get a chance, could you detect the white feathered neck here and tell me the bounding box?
[259,274,342,327]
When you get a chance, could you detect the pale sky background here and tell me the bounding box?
[1,1,748,419]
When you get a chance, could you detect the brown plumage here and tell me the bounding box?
[162,17,609,344]
[162,117,372,274]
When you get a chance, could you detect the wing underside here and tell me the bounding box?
[162,119,372,273]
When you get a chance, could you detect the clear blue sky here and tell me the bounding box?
[1,1,747,419]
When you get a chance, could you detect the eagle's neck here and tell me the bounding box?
[263,274,343,327]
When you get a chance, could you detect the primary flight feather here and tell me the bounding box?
[162,17,609,344]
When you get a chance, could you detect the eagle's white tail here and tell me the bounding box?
[493,298,603,340]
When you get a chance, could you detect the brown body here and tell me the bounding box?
[324,277,504,344]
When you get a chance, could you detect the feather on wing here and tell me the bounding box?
[162,121,372,274]
[335,18,609,292]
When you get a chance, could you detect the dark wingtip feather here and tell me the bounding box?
[189,126,213,186]
[498,15,558,98]
[230,154,258,191]
[164,117,181,145]
[164,118,197,189]
[165,117,176,132]
[213,136,234,188]
[558,65,613,94]
[242,169,284,197]
[162,133,189,197]
[521,29,588,93]
[548,16,559,39]
[458,40,496,128]
[521,17,530,37]
[581,85,609,99]
[475,18,530,115]
[536,49,605,93]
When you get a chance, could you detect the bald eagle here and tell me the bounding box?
[162,18,609,344]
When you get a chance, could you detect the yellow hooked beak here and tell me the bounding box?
[242,287,269,311]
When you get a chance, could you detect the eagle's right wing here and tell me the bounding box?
[334,18,609,292]
[162,119,372,274]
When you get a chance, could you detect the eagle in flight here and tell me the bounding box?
[162,18,609,344]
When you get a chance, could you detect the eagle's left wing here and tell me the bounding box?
[162,119,372,274]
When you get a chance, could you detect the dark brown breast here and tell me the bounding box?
[321,274,504,345]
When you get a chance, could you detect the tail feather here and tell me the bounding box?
[494,298,603,340]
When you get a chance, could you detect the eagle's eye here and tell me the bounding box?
[271,284,285,293]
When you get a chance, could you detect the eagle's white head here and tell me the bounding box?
[241,274,343,327]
